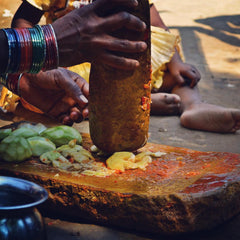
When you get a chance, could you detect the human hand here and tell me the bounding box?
[166,52,201,88]
[19,68,89,125]
[52,0,147,70]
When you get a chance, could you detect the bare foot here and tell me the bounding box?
[180,103,240,133]
[151,93,181,115]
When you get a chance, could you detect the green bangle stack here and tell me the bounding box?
[0,24,59,95]
[1,24,58,75]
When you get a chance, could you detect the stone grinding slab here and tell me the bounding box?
[0,123,240,235]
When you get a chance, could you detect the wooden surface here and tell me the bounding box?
[1,124,240,235]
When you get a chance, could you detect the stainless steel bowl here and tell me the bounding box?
[0,176,48,240]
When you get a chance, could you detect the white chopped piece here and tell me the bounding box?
[150,151,167,157]
[90,145,99,153]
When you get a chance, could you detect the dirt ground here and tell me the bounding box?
[0,0,240,239]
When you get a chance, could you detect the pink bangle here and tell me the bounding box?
[41,24,59,71]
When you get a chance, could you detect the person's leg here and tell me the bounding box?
[172,85,240,133]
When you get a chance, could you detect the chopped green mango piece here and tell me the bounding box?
[27,136,56,157]
[11,127,38,138]
[0,128,12,141]
[57,139,83,152]
[0,136,32,162]
[57,140,94,163]
[40,125,82,147]
[18,122,47,134]
[40,150,68,164]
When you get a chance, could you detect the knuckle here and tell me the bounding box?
[115,56,127,66]
[119,40,130,49]
[114,57,135,69]
[118,11,131,23]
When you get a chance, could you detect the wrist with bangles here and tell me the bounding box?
[0,24,59,95]
[0,73,23,96]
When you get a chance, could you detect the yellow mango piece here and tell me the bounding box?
[106,152,135,172]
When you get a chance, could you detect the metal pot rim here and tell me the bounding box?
[0,176,48,210]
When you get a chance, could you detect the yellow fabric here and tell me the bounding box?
[0,87,20,112]
[0,83,44,113]
[68,63,91,83]
[151,26,180,90]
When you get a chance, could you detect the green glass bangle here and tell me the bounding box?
[29,27,39,73]
[35,25,46,60]
[35,25,46,71]
[28,26,46,74]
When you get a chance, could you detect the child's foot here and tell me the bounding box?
[180,103,240,133]
[151,93,181,115]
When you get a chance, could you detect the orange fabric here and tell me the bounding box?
[20,98,44,114]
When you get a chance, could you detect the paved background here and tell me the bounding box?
[0,0,240,239]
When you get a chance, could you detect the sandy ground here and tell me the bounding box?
[0,0,240,239]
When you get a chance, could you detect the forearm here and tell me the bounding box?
[0,30,9,73]
[150,4,169,31]
[150,4,181,62]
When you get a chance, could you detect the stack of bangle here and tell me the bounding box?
[0,24,58,96]
[2,24,58,74]
[0,73,23,96]
[41,25,59,71]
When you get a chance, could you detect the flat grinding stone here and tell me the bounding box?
[1,125,240,235]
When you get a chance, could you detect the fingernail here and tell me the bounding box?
[83,109,89,119]
[140,42,147,51]
[80,95,88,103]
[142,22,146,29]
[135,61,140,67]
